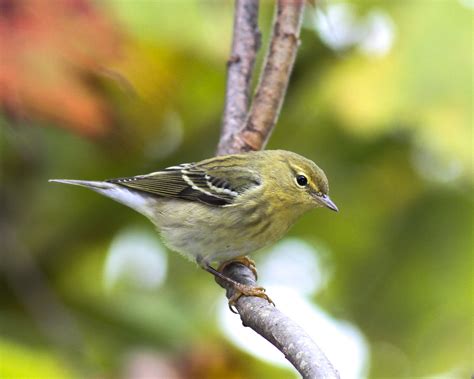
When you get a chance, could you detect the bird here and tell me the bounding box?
[50,149,338,309]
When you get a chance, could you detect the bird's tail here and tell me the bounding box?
[48,179,115,190]
[49,179,156,220]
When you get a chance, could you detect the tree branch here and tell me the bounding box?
[218,0,260,156]
[216,263,339,379]
[219,0,305,155]
[216,1,340,378]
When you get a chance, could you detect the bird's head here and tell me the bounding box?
[267,150,338,212]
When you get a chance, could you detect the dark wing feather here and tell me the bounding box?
[107,162,261,206]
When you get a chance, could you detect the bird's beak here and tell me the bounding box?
[318,194,339,212]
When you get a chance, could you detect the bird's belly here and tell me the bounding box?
[152,199,288,265]
[159,220,274,264]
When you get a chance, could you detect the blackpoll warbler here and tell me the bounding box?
[50,150,337,306]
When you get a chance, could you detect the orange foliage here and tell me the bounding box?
[0,0,122,136]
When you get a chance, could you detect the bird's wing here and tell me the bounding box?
[107,162,261,206]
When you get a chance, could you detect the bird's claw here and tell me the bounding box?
[227,282,275,314]
[218,256,259,280]
[208,257,274,313]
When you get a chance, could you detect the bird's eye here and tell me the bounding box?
[296,175,308,187]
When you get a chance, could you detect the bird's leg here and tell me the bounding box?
[218,256,258,280]
[197,256,274,313]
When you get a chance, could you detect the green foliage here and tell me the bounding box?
[0,0,471,378]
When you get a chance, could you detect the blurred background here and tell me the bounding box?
[0,0,472,378]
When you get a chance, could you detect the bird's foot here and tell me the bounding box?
[227,282,274,313]
[217,256,258,280]
[201,257,274,313]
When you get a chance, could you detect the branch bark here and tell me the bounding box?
[218,0,305,155]
[216,264,339,379]
[218,0,260,156]
[216,1,340,378]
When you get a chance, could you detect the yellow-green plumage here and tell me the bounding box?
[50,150,337,267]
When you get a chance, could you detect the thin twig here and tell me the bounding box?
[218,0,261,156]
[216,263,340,379]
[221,0,305,154]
